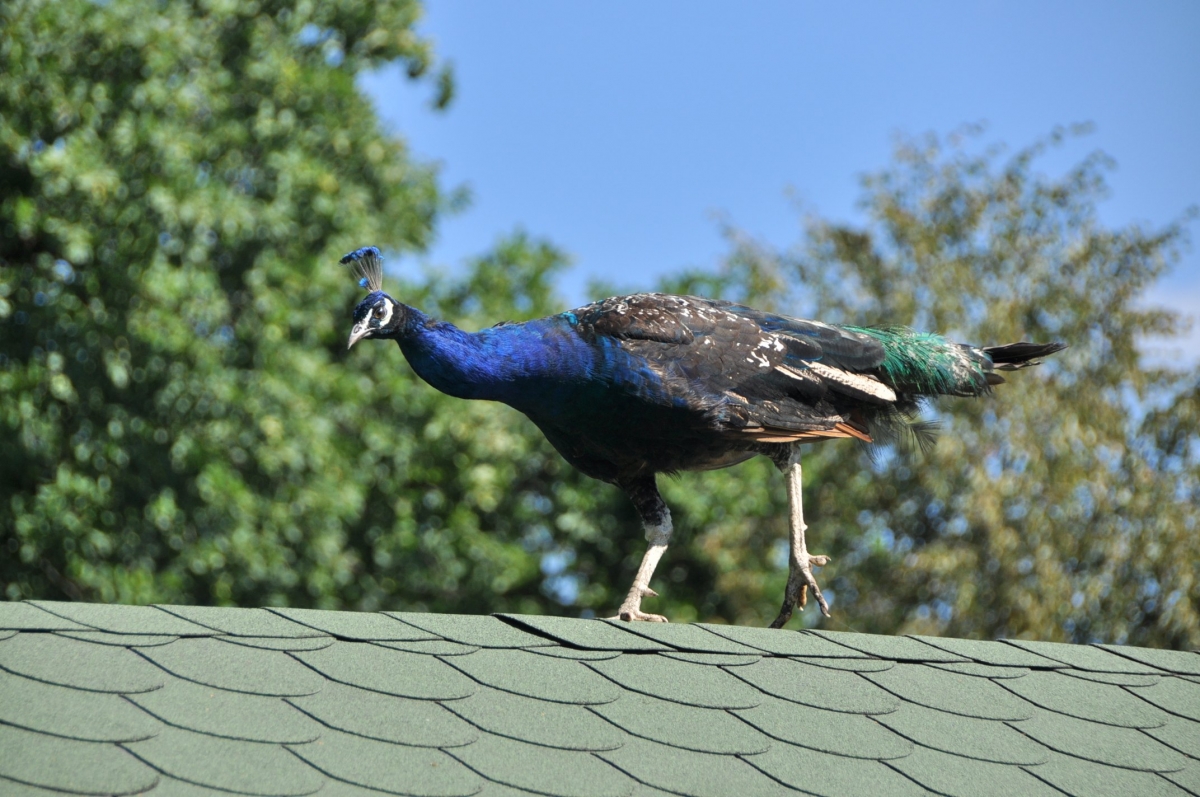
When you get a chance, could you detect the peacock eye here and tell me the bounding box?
[373,308,383,319]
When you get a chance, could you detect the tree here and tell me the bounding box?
[0,0,454,605]
[662,128,1199,647]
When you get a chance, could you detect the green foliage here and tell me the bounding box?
[0,0,450,606]
[3,1,1195,648]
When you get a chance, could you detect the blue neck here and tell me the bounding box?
[393,308,598,406]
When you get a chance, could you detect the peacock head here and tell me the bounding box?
[343,246,405,349]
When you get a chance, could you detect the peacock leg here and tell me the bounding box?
[611,476,671,623]
[770,445,831,627]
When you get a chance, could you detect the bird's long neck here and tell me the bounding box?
[393,307,595,405]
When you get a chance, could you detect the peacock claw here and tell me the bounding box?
[769,552,831,628]
[614,608,669,623]
[610,584,667,622]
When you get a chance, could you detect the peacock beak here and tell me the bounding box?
[347,323,369,349]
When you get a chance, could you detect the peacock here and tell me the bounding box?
[343,247,1065,626]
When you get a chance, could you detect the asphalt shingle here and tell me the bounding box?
[1056,668,1161,687]
[0,722,159,796]
[219,635,336,652]
[25,603,208,636]
[269,608,431,642]
[1124,672,1200,721]
[796,655,895,673]
[926,662,1029,679]
[395,613,552,648]
[656,651,759,666]
[1146,714,1200,758]
[374,639,480,656]
[451,733,635,797]
[527,646,622,661]
[125,727,324,796]
[744,744,928,797]
[447,648,620,704]
[695,624,869,658]
[293,642,477,700]
[122,777,220,797]
[864,663,1035,720]
[730,657,899,714]
[732,695,913,759]
[446,685,625,751]
[156,605,322,638]
[287,680,478,747]
[874,702,1049,765]
[809,630,967,662]
[588,690,771,754]
[139,637,323,696]
[1015,708,1187,772]
[0,669,160,743]
[596,619,762,655]
[0,602,90,631]
[1003,639,1164,673]
[0,633,165,693]
[909,635,1062,668]
[5,601,1200,797]
[889,746,1064,797]
[1026,753,1192,797]
[599,737,787,797]
[474,785,552,797]
[1097,644,1200,675]
[587,654,762,709]
[626,787,680,797]
[497,614,669,652]
[1164,765,1200,795]
[127,678,322,744]
[54,631,178,648]
[997,669,1169,727]
[287,728,482,796]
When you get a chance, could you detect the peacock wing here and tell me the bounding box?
[571,294,897,441]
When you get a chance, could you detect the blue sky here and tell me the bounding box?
[362,1,1199,355]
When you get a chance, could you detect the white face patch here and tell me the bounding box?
[375,299,393,328]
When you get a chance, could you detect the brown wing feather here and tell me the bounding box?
[739,421,873,444]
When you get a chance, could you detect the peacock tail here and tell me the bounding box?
[839,325,994,398]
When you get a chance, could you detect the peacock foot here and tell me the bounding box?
[609,585,668,623]
[769,552,831,628]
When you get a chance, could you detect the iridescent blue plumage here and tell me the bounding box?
[344,251,1066,625]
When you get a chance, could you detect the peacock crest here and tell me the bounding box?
[341,246,385,293]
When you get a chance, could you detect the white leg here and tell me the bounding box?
[770,446,830,627]
[611,513,672,622]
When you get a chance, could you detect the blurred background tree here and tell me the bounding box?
[663,130,1199,649]
[2,2,1195,646]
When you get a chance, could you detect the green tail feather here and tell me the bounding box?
[840,325,990,397]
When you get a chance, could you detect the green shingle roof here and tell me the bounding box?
[1,602,1198,797]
